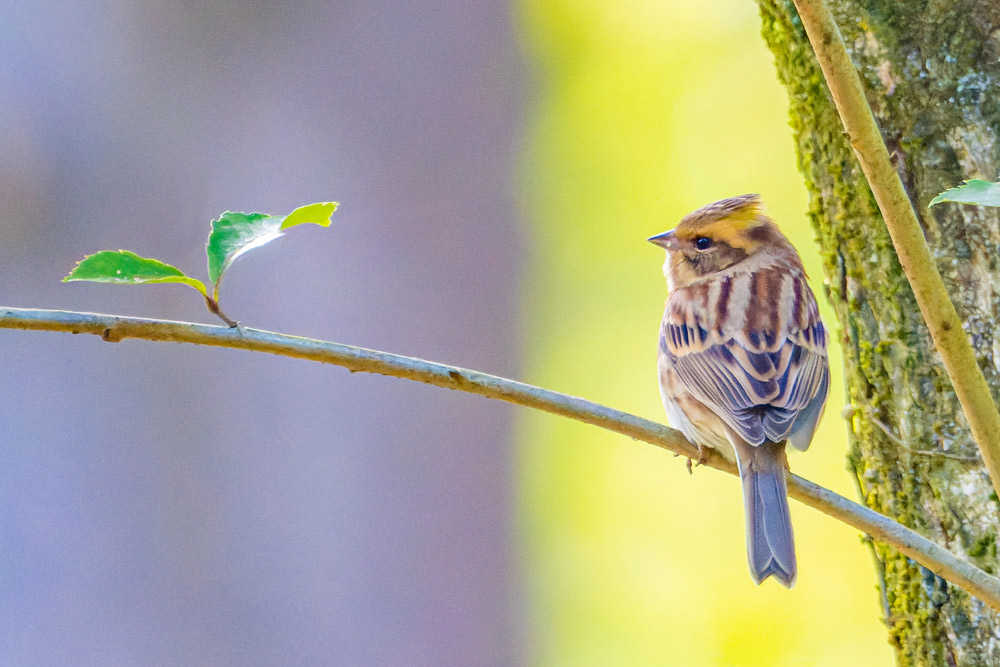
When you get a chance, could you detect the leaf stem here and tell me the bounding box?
[790,0,1000,495]
[203,295,238,328]
[1,305,999,607]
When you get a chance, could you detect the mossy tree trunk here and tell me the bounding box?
[757,0,1000,663]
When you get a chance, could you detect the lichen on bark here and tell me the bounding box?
[756,0,1000,663]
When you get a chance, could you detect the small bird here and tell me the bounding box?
[649,194,829,587]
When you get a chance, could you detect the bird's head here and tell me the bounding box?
[648,194,800,290]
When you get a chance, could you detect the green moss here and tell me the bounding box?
[968,533,996,560]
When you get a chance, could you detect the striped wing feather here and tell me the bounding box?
[661,266,829,448]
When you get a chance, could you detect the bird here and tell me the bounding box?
[649,194,829,587]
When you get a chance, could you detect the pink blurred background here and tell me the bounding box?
[0,2,524,664]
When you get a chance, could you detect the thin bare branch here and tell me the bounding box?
[2,305,999,607]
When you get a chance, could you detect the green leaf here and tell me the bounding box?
[205,202,338,295]
[930,179,1000,207]
[63,250,207,296]
[281,201,338,230]
[206,212,276,288]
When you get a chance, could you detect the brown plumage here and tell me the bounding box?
[649,194,829,587]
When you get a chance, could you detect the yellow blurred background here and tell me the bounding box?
[515,0,891,664]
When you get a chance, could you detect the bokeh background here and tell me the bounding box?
[0,1,891,665]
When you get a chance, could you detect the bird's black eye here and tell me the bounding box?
[695,237,713,250]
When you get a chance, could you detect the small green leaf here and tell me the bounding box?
[64,250,207,296]
[281,201,338,230]
[205,202,338,295]
[206,212,278,288]
[930,179,1000,207]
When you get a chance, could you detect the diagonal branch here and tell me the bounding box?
[790,0,1000,494]
[2,306,1000,607]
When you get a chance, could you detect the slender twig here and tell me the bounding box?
[867,413,981,464]
[790,0,1000,494]
[1,306,999,606]
[847,406,983,464]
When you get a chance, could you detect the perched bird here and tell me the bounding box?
[649,194,829,587]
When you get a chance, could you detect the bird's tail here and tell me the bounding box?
[734,440,796,587]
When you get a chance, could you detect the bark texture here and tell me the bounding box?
[757,0,1000,663]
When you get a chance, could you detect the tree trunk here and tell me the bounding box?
[757,0,1000,663]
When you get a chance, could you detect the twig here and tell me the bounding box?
[847,405,982,463]
[790,0,1000,495]
[1,305,999,608]
[867,413,981,464]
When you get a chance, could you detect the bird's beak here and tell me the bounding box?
[647,229,676,250]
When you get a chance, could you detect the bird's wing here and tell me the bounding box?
[660,270,829,447]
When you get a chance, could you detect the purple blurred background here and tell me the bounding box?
[0,2,525,664]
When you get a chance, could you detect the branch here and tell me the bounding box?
[3,306,1000,607]
[790,0,1000,495]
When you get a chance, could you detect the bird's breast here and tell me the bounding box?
[665,264,815,355]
